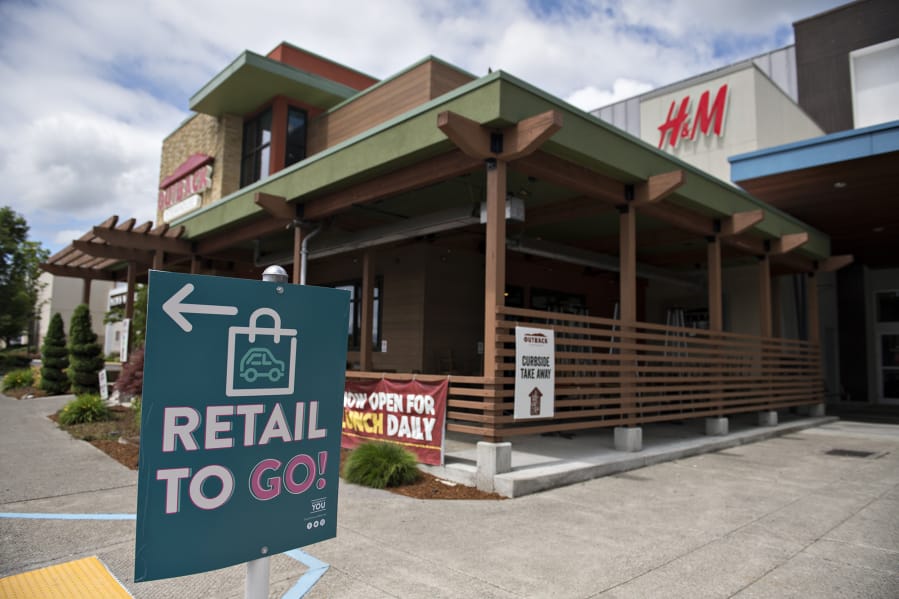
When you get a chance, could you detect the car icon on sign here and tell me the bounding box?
[239,348,286,383]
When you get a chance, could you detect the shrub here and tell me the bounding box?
[0,351,31,375]
[114,346,144,399]
[58,394,110,425]
[68,304,104,394]
[2,367,34,390]
[40,312,70,394]
[341,442,421,489]
[132,396,142,431]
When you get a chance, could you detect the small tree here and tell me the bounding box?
[40,312,69,394]
[68,304,104,394]
[114,345,144,400]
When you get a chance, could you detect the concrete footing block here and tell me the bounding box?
[809,403,826,417]
[705,417,728,436]
[614,427,642,452]
[758,410,778,426]
[476,441,511,492]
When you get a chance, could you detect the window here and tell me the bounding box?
[333,278,382,351]
[285,106,307,167]
[241,108,272,186]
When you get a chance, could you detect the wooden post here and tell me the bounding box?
[483,159,507,442]
[190,255,200,274]
[707,236,722,332]
[292,225,303,285]
[483,159,507,377]
[771,277,782,338]
[758,255,772,338]
[807,272,820,345]
[360,251,374,371]
[125,262,136,321]
[153,250,164,270]
[81,279,92,306]
[619,205,637,422]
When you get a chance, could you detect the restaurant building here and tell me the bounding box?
[42,38,843,473]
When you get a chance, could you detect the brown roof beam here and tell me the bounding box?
[632,170,685,206]
[501,110,563,161]
[302,150,481,221]
[817,254,854,272]
[72,240,154,263]
[39,263,117,281]
[255,193,296,221]
[719,210,764,236]
[768,232,808,255]
[92,225,193,254]
[437,111,491,160]
[511,152,625,206]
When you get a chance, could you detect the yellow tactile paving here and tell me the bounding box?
[0,556,133,598]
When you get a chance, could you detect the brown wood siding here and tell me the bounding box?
[307,247,427,373]
[307,60,475,154]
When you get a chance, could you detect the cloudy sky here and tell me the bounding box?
[1,0,846,254]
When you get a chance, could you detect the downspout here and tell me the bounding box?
[300,224,322,286]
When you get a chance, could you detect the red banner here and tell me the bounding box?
[342,378,448,465]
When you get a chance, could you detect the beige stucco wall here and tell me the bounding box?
[640,65,823,183]
[36,273,112,350]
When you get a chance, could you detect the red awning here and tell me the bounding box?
[159,153,214,189]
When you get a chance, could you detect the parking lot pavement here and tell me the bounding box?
[2,392,897,598]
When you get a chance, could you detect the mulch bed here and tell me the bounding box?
[42,400,503,500]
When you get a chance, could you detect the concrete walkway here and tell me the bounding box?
[2,393,897,598]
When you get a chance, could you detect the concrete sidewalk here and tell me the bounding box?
[2,393,897,598]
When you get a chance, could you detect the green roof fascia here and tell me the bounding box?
[492,72,830,259]
[174,72,507,237]
[189,51,360,115]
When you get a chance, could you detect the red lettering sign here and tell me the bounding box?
[343,378,448,465]
[657,84,728,149]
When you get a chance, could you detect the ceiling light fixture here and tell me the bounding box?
[833,181,848,189]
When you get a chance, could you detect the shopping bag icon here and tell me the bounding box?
[225,308,297,397]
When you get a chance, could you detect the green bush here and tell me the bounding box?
[341,442,421,489]
[40,312,70,394]
[0,351,32,375]
[2,367,34,390]
[58,394,110,425]
[68,304,104,394]
[132,396,142,431]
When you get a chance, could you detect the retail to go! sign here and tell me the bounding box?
[134,271,349,582]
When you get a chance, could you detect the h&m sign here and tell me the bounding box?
[657,83,729,150]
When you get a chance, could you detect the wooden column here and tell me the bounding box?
[807,272,820,345]
[618,206,636,324]
[360,251,374,371]
[81,279,92,306]
[707,236,722,332]
[292,225,303,285]
[483,159,507,378]
[125,262,136,321]
[758,255,772,338]
[771,277,782,338]
[190,255,200,274]
[153,250,164,270]
[619,205,637,422]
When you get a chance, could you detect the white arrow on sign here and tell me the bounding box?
[162,283,238,332]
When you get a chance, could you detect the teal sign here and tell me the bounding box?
[135,271,349,581]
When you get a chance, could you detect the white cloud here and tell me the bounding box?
[0,0,848,252]
[567,78,655,111]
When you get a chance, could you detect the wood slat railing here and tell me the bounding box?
[345,305,824,440]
